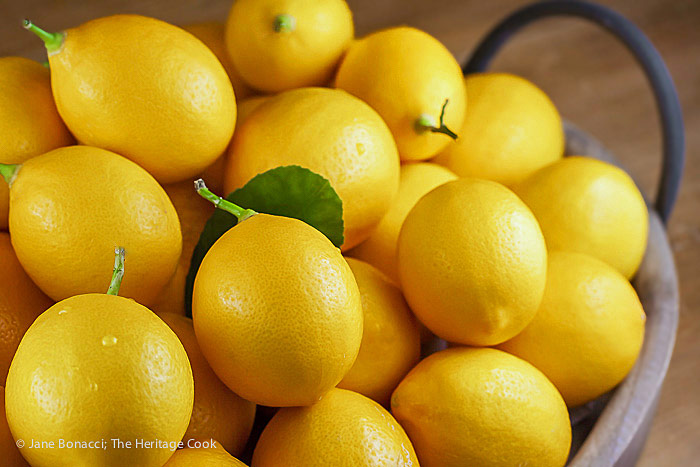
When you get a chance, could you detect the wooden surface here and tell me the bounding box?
[1,0,698,464]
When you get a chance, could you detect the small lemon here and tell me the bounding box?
[252,388,418,466]
[435,73,564,186]
[514,156,648,278]
[338,258,421,405]
[398,178,547,346]
[391,347,571,467]
[349,162,458,282]
[499,251,646,407]
[225,0,353,92]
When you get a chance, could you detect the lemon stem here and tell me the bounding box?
[41,60,49,68]
[195,179,257,222]
[23,19,65,53]
[273,14,296,32]
[414,99,459,140]
[106,247,126,296]
[0,163,21,186]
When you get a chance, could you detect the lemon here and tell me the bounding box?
[252,388,418,466]
[499,251,646,407]
[391,347,571,467]
[164,443,247,466]
[182,22,254,101]
[225,0,353,92]
[5,146,181,305]
[335,26,467,160]
[398,178,547,346]
[0,57,74,230]
[338,258,420,405]
[0,387,28,466]
[434,73,564,186]
[27,15,236,183]
[0,233,53,384]
[158,313,256,455]
[349,162,458,282]
[193,214,363,407]
[5,294,193,467]
[514,156,648,278]
[224,87,399,250]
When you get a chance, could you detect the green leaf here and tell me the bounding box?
[184,165,344,317]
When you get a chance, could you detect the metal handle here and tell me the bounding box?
[464,0,684,224]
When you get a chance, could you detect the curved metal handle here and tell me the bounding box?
[464,0,685,224]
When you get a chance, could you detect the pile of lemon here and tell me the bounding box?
[0,0,650,466]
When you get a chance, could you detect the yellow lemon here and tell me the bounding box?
[513,156,648,278]
[0,57,74,230]
[0,387,28,466]
[391,347,571,467]
[398,178,547,346]
[158,313,256,455]
[164,443,247,466]
[434,73,564,186]
[335,26,466,161]
[224,87,399,250]
[349,162,458,282]
[225,0,353,92]
[5,146,181,305]
[252,388,418,466]
[182,22,254,101]
[5,294,193,467]
[0,233,53,384]
[338,258,420,406]
[499,251,646,407]
[193,214,363,407]
[27,15,236,183]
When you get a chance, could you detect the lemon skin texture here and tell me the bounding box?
[0,57,74,230]
[499,251,646,407]
[513,156,649,278]
[8,146,182,306]
[164,444,248,466]
[252,388,418,466]
[398,178,547,346]
[225,0,354,92]
[158,313,256,455]
[338,258,421,406]
[193,214,363,407]
[182,22,255,101]
[49,14,236,183]
[335,26,467,161]
[224,87,399,251]
[5,294,193,467]
[348,162,458,283]
[0,387,29,466]
[391,347,571,467]
[0,233,53,385]
[434,73,564,186]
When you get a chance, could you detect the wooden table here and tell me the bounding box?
[1,0,698,464]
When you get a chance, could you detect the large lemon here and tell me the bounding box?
[224,87,399,250]
[193,214,363,407]
[513,156,648,278]
[434,73,564,186]
[348,162,458,282]
[335,26,467,161]
[391,347,571,467]
[398,178,547,346]
[5,294,193,467]
[253,388,418,466]
[6,146,182,305]
[499,251,646,407]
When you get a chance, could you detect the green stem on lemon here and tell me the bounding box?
[195,179,257,222]
[106,247,126,296]
[414,99,459,140]
[22,19,65,53]
[0,163,21,186]
[41,60,49,68]
[273,14,296,33]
